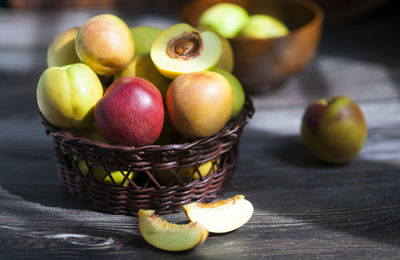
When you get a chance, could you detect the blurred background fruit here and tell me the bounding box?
[181,0,324,93]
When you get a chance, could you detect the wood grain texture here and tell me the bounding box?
[1,5,400,259]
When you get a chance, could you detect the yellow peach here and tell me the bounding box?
[76,14,134,75]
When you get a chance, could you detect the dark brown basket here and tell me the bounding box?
[41,97,254,216]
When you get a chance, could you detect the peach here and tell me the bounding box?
[114,53,170,97]
[130,26,162,54]
[197,26,234,72]
[216,33,234,72]
[301,96,368,164]
[238,14,289,39]
[75,14,134,75]
[47,27,80,67]
[151,23,222,79]
[139,209,208,251]
[198,3,249,38]
[166,71,233,138]
[94,77,164,146]
[211,67,245,119]
[36,63,103,129]
[183,195,254,233]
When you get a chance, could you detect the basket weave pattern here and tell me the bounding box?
[42,98,254,215]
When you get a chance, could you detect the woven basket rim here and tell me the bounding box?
[41,95,255,153]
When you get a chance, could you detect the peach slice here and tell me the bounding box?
[183,195,253,233]
[138,209,208,252]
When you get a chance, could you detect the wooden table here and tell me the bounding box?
[1,5,400,259]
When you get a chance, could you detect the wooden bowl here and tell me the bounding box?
[181,0,324,93]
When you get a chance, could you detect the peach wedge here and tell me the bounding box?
[138,209,208,252]
[183,195,253,233]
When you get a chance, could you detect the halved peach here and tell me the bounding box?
[183,195,253,233]
[150,23,222,79]
[138,209,208,252]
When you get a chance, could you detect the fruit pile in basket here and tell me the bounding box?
[37,14,248,186]
[36,13,256,252]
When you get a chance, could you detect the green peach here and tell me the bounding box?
[211,67,245,119]
[75,14,135,76]
[238,14,289,39]
[114,53,170,97]
[131,26,162,54]
[37,63,103,129]
[198,3,249,39]
[301,96,368,164]
[47,27,80,67]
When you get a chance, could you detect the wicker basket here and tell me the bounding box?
[41,97,254,216]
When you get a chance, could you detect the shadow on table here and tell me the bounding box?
[1,117,400,255]
[305,0,400,100]
[234,127,400,246]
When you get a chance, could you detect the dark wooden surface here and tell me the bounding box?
[1,4,400,259]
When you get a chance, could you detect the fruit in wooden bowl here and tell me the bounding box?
[75,14,135,76]
[181,0,324,93]
[301,96,368,164]
[238,14,289,39]
[150,23,222,79]
[37,63,103,129]
[94,77,164,147]
[139,209,208,252]
[198,3,249,39]
[183,195,254,233]
[166,71,233,138]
